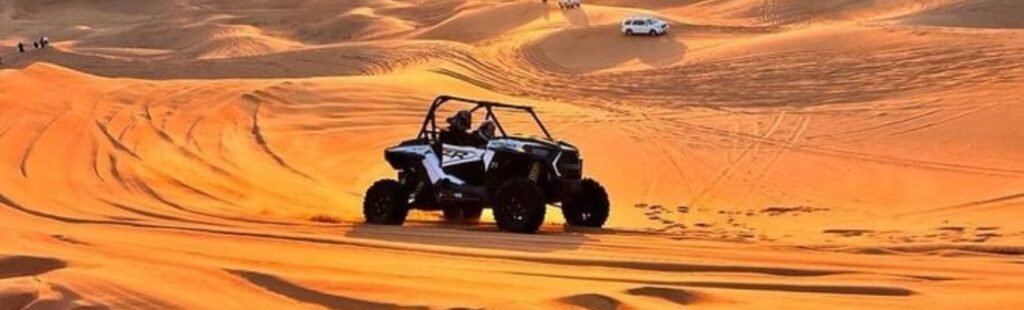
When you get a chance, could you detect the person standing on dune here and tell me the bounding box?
[17,42,25,53]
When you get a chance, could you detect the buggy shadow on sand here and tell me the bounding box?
[363,95,610,233]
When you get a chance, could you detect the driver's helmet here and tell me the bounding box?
[447,110,472,132]
[477,119,496,140]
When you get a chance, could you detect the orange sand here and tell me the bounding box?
[1,0,1023,308]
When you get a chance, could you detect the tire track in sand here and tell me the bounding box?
[661,114,1024,178]
[18,113,65,178]
[735,114,811,207]
[688,111,786,206]
[226,269,428,310]
[241,92,315,181]
[512,272,916,297]
[62,278,177,309]
[2,193,876,279]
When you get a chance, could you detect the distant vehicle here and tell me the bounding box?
[621,16,670,36]
[363,96,610,234]
[559,0,581,9]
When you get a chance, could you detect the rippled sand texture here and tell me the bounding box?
[2,0,1023,309]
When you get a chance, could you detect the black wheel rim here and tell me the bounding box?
[370,195,391,220]
[578,208,592,222]
[507,196,527,223]
[572,197,592,222]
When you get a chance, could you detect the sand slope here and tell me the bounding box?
[2,0,1024,308]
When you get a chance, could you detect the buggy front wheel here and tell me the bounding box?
[561,178,610,228]
[493,178,546,233]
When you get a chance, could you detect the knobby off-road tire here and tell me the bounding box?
[561,178,610,228]
[363,179,409,225]
[493,178,546,233]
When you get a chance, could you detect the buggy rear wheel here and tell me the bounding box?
[363,179,409,225]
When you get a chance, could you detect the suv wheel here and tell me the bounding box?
[649,30,658,36]
[625,29,634,36]
[561,178,610,228]
[493,178,546,233]
[363,179,409,225]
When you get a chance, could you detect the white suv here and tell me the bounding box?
[559,0,581,9]
[621,17,670,36]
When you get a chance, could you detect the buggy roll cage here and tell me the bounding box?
[416,95,554,142]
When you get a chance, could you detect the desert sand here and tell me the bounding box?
[1,0,1023,309]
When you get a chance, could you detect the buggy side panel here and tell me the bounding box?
[441,144,488,186]
[386,145,468,185]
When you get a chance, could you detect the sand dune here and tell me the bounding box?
[899,0,1024,28]
[7,0,173,17]
[414,2,548,43]
[1,0,1023,308]
[528,25,689,73]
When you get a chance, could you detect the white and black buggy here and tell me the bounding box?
[363,95,610,233]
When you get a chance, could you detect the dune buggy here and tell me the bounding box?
[363,95,609,233]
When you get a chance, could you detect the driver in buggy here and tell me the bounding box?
[441,110,496,148]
